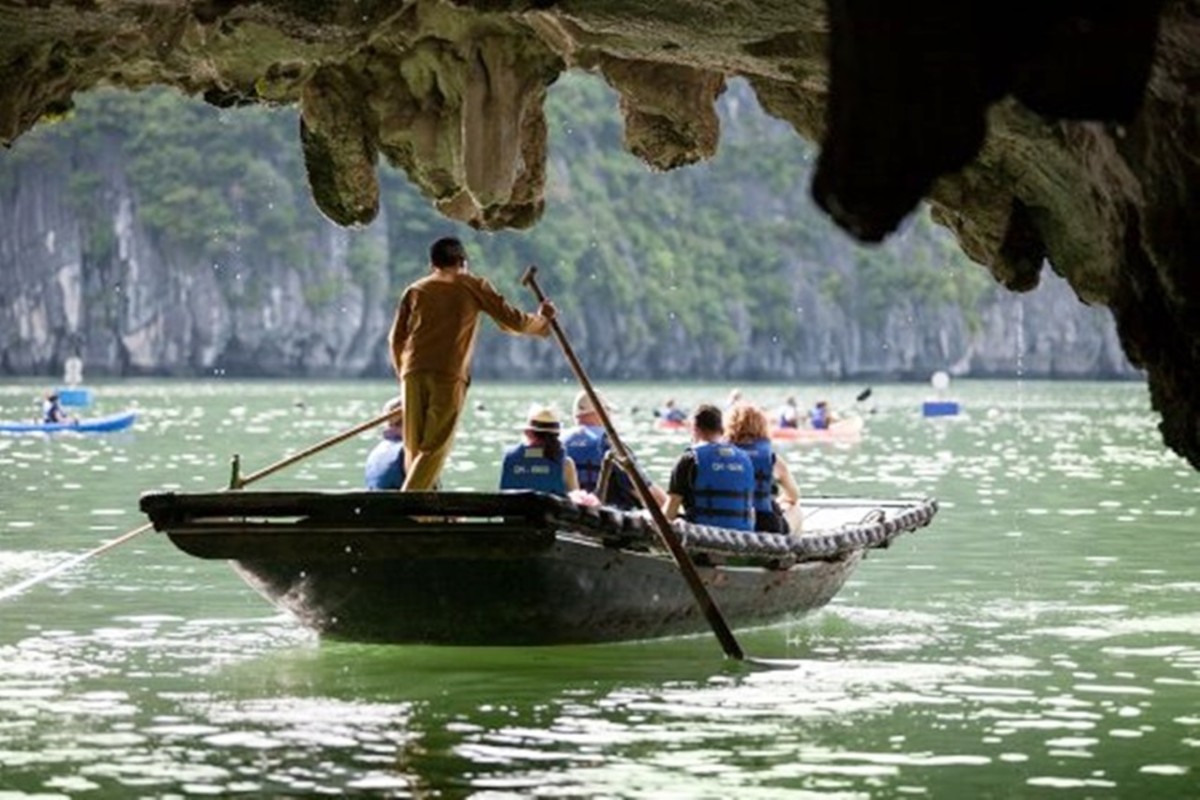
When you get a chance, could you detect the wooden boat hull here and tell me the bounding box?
[230,536,861,645]
[140,490,935,646]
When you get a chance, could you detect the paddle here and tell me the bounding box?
[856,387,872,403]
[521,265,745,660]
[0,406,400,603]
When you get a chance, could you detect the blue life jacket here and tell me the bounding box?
[500,443,567,495]
[810,406,829,429]
[604,464,640,509]
[688,441,754,530]
[736,438,776,515]
[662,406,687,423]
[563,424,605,492]
[364,436,406,490]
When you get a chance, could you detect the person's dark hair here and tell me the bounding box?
[692,403,723,434]
[526,429,563,461]
[430,237,467,269]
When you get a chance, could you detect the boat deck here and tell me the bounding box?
[140,490,937,566]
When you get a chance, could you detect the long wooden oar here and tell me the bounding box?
[522,265,745,660]
[0,407,398,603]
[229,407,397,489]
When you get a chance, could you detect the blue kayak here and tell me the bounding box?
[0,410,137,434]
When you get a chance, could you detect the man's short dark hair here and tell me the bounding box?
[692,403,723,434]
[430,237,467,268]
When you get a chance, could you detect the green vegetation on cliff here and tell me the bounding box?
[1,72,1004,377]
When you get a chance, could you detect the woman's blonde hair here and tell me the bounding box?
[725,402,769,443]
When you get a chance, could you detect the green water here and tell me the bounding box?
[0,378,1197,798]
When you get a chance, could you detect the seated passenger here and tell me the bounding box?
[662,404,755,531]
[564,390,665,509]
[810,400,834,430]
[657,398,687,423]
[42,392,68,424]
[776,395,800,429]
[364,396,406,490]
[563,391,610,493]
[725,402,803,534]
[500,404,579,495]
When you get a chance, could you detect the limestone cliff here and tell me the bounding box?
[0,85,1132,383]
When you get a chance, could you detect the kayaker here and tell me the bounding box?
[810,400,835,430]
[364,396,406,490]
[564,390,666,509]
[656,398,687,423]
[725,402,803,534]
[776,395,800,428]
[388,236,555,491]
[41,393,70,424]
[662,403,755,531]
[500,404,579,495]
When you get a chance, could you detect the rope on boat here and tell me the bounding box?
[544,496,939,565]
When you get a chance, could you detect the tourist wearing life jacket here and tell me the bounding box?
[563,390,667,509]
[563,391,608,492]
[500,404,578,496]
[662,404,755,531]
[725,402,804,534]
[656,397,688,423]
[776,395,800,429]
[364,396,407,490]
[41,392,69,424]
[810,400,833,430]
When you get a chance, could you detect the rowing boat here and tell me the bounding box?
[0,410,137,434]
[770,414,865,444]
[139,489,938,645]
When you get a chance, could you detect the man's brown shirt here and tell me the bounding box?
[389,270,550,381]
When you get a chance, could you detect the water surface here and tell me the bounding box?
[1,379,1197,798]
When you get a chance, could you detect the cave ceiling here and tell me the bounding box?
[1,1,1197,470]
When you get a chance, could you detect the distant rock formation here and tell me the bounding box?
[0,124,1134,384]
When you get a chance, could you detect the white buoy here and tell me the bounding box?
[923,371,960,418]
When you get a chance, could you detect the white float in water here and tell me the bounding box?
[922,370,961,417]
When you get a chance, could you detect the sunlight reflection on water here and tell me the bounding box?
[0,379,1197,796]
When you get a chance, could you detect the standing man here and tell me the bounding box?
[389,236,555,491]
[661,403,755,531]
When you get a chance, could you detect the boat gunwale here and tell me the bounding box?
[139,489,938,567]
